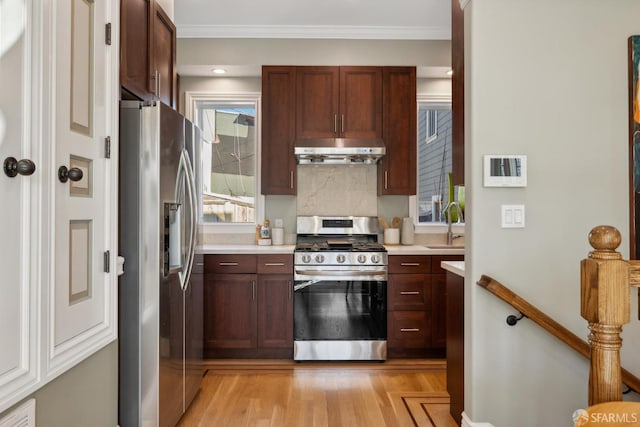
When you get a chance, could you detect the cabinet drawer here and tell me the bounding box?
[388,255,430,274]
[204,255,257,273]
[388,274,431,311]
[431,255,464,274]
[388,311,430,348]
[257,254,293,274]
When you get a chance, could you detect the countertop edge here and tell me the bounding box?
[441,261,465,277]
[195,245,296,254]
[196,244,464,256]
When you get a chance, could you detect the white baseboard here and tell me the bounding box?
[461,412,495,427]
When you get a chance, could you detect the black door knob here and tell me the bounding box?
[58,165,83,183]
[4,157,36,178]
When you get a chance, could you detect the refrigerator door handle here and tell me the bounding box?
[180,149,198,291]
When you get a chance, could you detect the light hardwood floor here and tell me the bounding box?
[178,360,457,427]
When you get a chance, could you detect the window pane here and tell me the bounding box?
[195,100,257,223]
[417,102,452,223]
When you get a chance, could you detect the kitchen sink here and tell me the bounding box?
[424,245,465,249]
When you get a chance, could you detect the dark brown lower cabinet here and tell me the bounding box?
[204,273,256,350]
[203,254,293,358]
[257,274,293,349]
[387,255,463,358]
[446,270,465,425]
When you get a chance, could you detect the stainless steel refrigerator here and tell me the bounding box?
[118,101,203,427]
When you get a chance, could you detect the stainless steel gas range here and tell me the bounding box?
[293,216,388,361]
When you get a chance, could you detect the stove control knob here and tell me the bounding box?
[371,255,381,264]
[357,255,367,264]
[336,254,346,263]
[301,254,311,263]
[315,254,325,263]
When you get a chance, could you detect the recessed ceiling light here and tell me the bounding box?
[446,69,454,77]
[212,68,227,75]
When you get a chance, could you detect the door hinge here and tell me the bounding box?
[104,250,110,273]
[105,136,111,158]
[105,23,112,46]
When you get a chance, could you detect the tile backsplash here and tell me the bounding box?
[297,165,377,216]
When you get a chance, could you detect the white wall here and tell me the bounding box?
[465,1,640,425]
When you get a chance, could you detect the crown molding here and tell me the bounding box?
[459,0,471,9]
[176,24,451,40]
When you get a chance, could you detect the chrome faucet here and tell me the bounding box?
[444,201,463,245]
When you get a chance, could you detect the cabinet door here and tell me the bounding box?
[339,67,382,138]
[296,66,339,139]
[257,275,293,348]
[120,0,152,100]
[0,0,40,410]
[204,274,257,349]
[150,2,176,108]
[261,66,296,195]
[379,67,416,195]
[431,255,463,349]
[50,0,117,374]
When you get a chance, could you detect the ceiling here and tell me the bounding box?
[173,0,452,77]
[174,0,451,39]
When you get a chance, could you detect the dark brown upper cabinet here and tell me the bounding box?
[295,66,382,140]
[261,66,297,195]
[120,0,177,109]
[378,67,417,195]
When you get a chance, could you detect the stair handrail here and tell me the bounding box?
[477,234,640,405]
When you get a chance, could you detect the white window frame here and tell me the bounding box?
[425,110,438,144]
[184,91,265,234]
[410,93,464,234]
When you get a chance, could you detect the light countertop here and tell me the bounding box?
[441,261,465,277]
[196,244,464,256]
[196,244,296,254]
[385,245,465,256]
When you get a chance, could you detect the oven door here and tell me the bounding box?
[293,268,387,361]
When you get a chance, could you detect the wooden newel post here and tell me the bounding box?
[580,226,630,405]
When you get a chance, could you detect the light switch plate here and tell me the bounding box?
[501,205,525,228]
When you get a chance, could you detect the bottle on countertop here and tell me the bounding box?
[255,224,262,245]
[261,219,271,239]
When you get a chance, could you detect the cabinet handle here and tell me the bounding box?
[400,291,420,295]
[288,280,292,299]
[290,170,294,189]
[196,262,204,266]
[334,114,338,134]
[219,262,239,266]
[252,280,256,301]
[400,263,420,266]
[264,263,285,266]
[155,69,160,97]
[341,114,345,134]
[400,328,420,332]
[384,170,388,189]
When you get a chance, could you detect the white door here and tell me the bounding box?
[0,0,40,407]
[48,0,117,372]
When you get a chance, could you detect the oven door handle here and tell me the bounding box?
[295,269,388,277]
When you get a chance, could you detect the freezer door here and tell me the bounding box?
[158,103,187,427]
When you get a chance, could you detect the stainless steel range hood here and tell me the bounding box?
[294,138,385,165]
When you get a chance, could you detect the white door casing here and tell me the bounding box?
[0,0,117,412]
[47,0,118,373]
[0,0,40,408]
